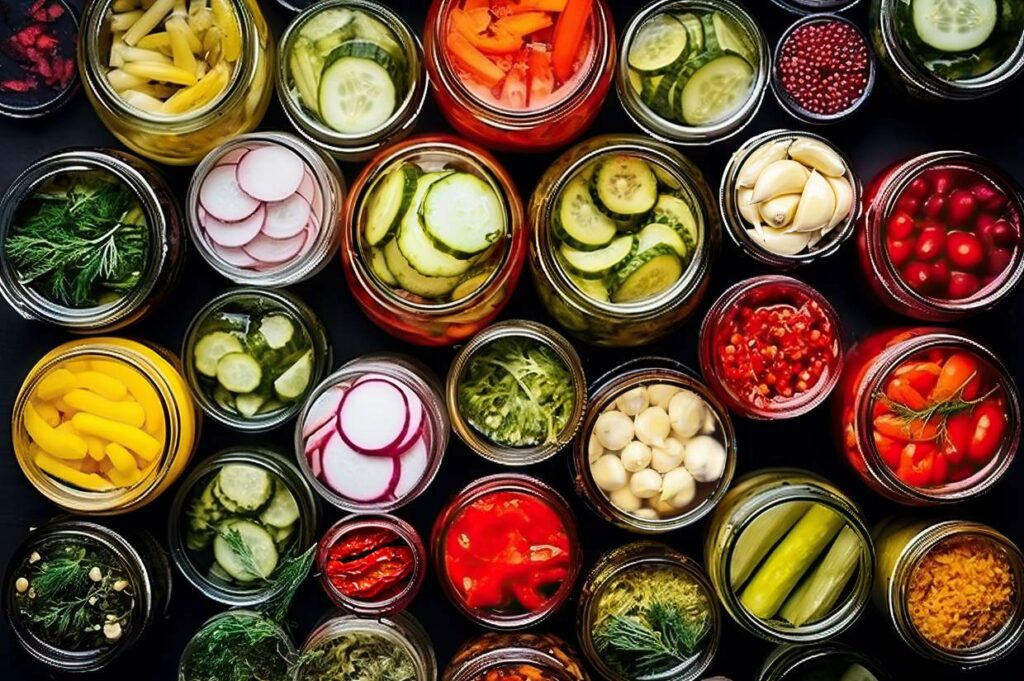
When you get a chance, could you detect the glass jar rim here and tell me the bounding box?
[446,320,587,466]
[768,0,864,13]
[756,641,885,681]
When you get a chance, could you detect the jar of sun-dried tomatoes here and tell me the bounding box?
[834,327,1020,505]
[443,632,587,681]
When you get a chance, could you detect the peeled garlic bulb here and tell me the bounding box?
[648,383,682,410]
[789,171,837,233]
[588,434,604,464]
[752,225,813,256]
[737,139,792,187]
[702,409,718,434]
[594,410,634,451]
[634,406,671,447]
[591,453,628,492]
[759,194,801,228]
[630,468,663,499]
[661,467,697,508]
[620,441,653,472]
[737,187,762,227]
[826,175,854,230]
[750,160,810,203]
[631,507,660,520]
[669,390,705,439]
[615,386,649,416]
[683,435,727,483]
[609,486,643,512]
[652,437,686,473]
[788,137,847,177]
[649,496,677,515]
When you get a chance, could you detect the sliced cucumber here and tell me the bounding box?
[592,156,659,220]
[328,40,397,72]
[712,11,755,62]
[676,12,705,54]
[638,222,687,257]
[680,53,754,126]
[653,194,700,247]
[274,350,313,400]
[369,246,398,286]
[259,482,300,528]
[422,173,504,257]
[352,11,404,61]
[560,235,636,279]
[610,245,683,303]
[318,54,396,134]
[299,7,357,43]
[259,399,285,414]
[271,523,295,546]
[628,68,644,94]
[629,13,688,73]
[214,520,278,582]
[641,74,664,106]
[701,13,721,53]
[647,65,683,119]
[397,174,473,278]
[235,392,266,418]
[216,352,262,394]
[194,332,244,378]
[365,164,418,247]
[289,39,322,115]
[258,315,294,349]
[384,238,460,298]
[213,384,236,412]
[913,0,997,52]
[568,272,611,302]
[555,173,618,250]
[451,271,491,301]
[216,464,273,512]
[208,561,234,583]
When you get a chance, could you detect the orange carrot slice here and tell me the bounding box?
[551,0,592,83]
[512,0,568,11]
[463,0,490,9]
[447,31,506,87]
[451,9,523,54]
[494,10,553,37]
[465,7,492,32]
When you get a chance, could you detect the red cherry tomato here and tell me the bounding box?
[896,196,921,217]
[922,194,946,219]
[988,219,1019,248]
[946,189,977,228]
[874,430,903,469]
[976,213,997,244]
[887,211,916,239]
[945,231,985,270]
[902,261,937,293]
[930,450,950,486]
[970,181,1006,212]
[968,402,1007,463]
[943,411,974,465]
[987,247,1013,276]
[896,442,935,487]
[927,169,956,195]
[905,176,930,198]
[914,226,947,261]
[948,271,981,299]
[887,236,915,266]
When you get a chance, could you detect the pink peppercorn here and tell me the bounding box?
[777,19,871,117]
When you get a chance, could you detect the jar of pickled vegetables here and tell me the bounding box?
[869,0,1024,100]
[78,0,274,165]
[446,320,587,466]
[167,447,319,606]
[834,327,1019,504]
[572,358,736,533]
[577,541,721,681]
[296,354,449,513]
[178,610,296,681]
[340,134,526,346]
[617,0,770,146]
[181,287,331,431]
[528,134,719,346]
[719,130,861,267]
[187,131,345,287]
[443,632,588,681]
[872,518,1024,666]
[0,149,184,333]
[757,642,887,681]
[3,519,171,673]
[857,151,1023,320]
[11,337,200,514]
[432,474,581,630]
[276,0,428,161]
[423,0,615,152]
[295,611,438,681]
[704,469,874,643]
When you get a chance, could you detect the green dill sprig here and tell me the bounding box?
[593,600,709,678]
[181,612,293,681]
[216,527,315,622]
[873,372,996,445]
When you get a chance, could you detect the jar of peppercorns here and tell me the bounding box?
[857,151,1024,320]
[442,632,587,681]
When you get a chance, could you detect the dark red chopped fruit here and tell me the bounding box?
[0,0,75,104]
[777,19,870,117]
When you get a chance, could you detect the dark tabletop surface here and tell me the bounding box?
[2,0,1023,679]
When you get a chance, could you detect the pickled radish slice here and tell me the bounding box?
[297,172,316,204]
[263,193,312,239]
[219,146,252,165]
[298,224,317,258]
[352,373,425,451]
[310,447,323,479]
[303,385,346,436]
[202,204,266,248]
[210,242,261,268]
[337,379,409,454]
[237,146,306,202]
[200,165,261,222]
[305,420,337,455]
[322,431,398,501]
[243,231,308,264]
[393,435,429,500]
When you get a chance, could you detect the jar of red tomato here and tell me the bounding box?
[443,632,587,681]
[834,328,1020,505]
[423,0,615,152]
[432,474,581,630]
[340,134,526,346]
[858,151,1024,320]
[699,276,845,420]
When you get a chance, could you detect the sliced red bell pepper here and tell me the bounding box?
[510,0,568,11]
[550,0,592,83]
[942,411,973,465]
[447,31,506,87]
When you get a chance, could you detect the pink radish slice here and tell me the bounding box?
[202,204,266,248]
[351,373,424,445]
[200,165,262,222]
[237,146,306,202]
[263,193,311,239]
[243,231,307,264]
[298,223,317,258]
[311,182,324,224]
[392,435,429,500]
[305,420,337,455]
[309,447,323,479]
[322,431,399,501]
[210,242,260,268]
[297,172,316,203]
[302,386,345,437]
[337,379,409,454]
[218,146,251,165]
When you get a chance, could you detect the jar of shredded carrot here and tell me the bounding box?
[11,337,200,514]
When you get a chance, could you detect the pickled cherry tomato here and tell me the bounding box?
[969,402,1007,463]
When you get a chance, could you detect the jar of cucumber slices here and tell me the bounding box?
[528,134,718,346]
[870,0,1024,100]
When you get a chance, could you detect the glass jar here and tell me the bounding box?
[869,0,1024,100]
[529,134,719,346]
[295,611,438,681]
[431,474,581,630]
[181,287,332,432]
[834,327,1019,505]
[340,134,526,346]
[78,0,274,165]
[295,353,449,513]
[443,632,587,681]
[578,541,721,681]
[316,514,426,617]
[757,642,887,681]
[699,276,845,420]
[3,518,170,673]
[720,130,861,267]
[872,518,1024,666]
[617,0,770,146]
[446,320,587,466]
[423,0,615,152]
[276,0,428,161]
[704,469,874,643]
[186,131,345,287]
[178,609,296,681]
[167,446,319,606]
[571,357,736,533]
[857,151,1023,320]
[11,337,200,514]
[0,148,184,333]
[770,0,864,12]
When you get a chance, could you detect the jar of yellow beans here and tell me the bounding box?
[78,0,274,166]
[12,337,200,514]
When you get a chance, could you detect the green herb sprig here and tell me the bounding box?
[874,373,997,446]
[181,613,293,681]
[217,527,315,622]
[294,630,416,681]
[593,600,710,678]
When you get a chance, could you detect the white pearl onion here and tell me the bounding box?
[629,468,662,499]
[651,437,686,473]
[620,441,652,472]
[615,386,650,416]
[634,406,671,447]
[631,507,660,520]
[609,486,643,512]
[647,383,682,411]
[669,390,705,439]
[683,435,728,483]
[649,496,677,516]
[587,433,604,464]
[661,467,696,508]
[594,410,634,451]
[591,454,628,492]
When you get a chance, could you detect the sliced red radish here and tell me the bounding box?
[210,241,260,268]
[322,431,398,502]
[298,223,317,258]
[337,379,409,454]
[202,204,266,248]
[309,446,323,479]
[218,146,251,165]
[263,193,311,239]
[243,231,307,265]
[364,376,424,453]
[392,435,429,500]
[237,146,305,202]
[310,182,324,224]
[302,386,345,437]
[297,172,316,204]
[305,420,337,455]
[200,165,262,222]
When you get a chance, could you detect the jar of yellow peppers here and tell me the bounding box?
[78,0,274,165]
[11,337,200,514]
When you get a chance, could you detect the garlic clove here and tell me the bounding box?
[593,410,634,451]
[826,175,855,230]
[737,139,793,188]
[668,390,705,439]
[587,434,604,465]
[788,138,847,177]
[751,224,812,256]
[631,507,660,520]
[629,468,663,499]
[662,467,697,508]
[737,187,762,227]
[609,486,643,512]
[651,437,686,473]
[634,406,671,448]
[788,171,836,233]
[750,160,810,203]
[647,383,682,411]
[615,386,650,416]
[620,441,653,472]
[590,453,628,492]
[758,193,801,229]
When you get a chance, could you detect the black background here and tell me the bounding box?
[2,0,1023,679]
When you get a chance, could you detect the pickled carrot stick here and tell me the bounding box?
[447,31,506,87]
[512,0,568,11]
[494,11,553,37]
[551,0,591,82]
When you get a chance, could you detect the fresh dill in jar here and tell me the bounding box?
[295,629,416,681]
[180,611,294,681]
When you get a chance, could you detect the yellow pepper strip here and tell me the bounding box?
[121,46,173,64]
[105,442,138,474]
[136,31,170,50]
[32,400,61,427]
[63,389,146,428]
[166,17,197,74]
[202,24,223,66]
[91,360,165,436]
[113,0,140,11]
[123,89,167,113]
[123,0,175,46]
[161,61,228,113]
[65,360,93,373]
[34,452,115,492]
[110,10,144,32]
[73,370,129,401]
[80,457,101,474]
[25,403,87,460]
[36,368,76,401]
[86,436,106,462]
[123,60,197,85]
[188,4,213,33]
[106,465,143,488]
[107,68,149,91]
[210,0,241,62]
[72,413,162,461]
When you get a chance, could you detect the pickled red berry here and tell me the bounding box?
[903,261,936,293]
[888,211,915,239]
[930,260,951,288]
[906,177,930,198]
[915,226,946,261]
[923,194,946,219]
[988,220,1018,247]
[988,248,1013,276]
[896,195,921,217]
[971,182,1006,211]
[946,231,984,270]
[948,271,980,299]
[777,19,870,117]
[947,190,977,227]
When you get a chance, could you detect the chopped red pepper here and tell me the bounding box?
[1,0,76,101]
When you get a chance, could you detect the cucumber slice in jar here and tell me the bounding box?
[216,352,263,394]
[384,238,460,298]
[364,164,418,247]
[194,332,244,378]
[679,53,754,126]
[559,235,636,279]
[299,8,357,43]
[555,174,618,250]
[912,0,998,52]
[216,464,274,512]
[450,271,491,301]
[591,156,659,220]
[352,12,404,61]
[235,393,266,418]
[628,69,644,94]
[258,315,295,350]
[397,174,473,278]
[676,13,705,54]
[712,11,755,62]
[609,245,684,303]
[213,520,279,582]
[318,54,396,134]
[629,14,688,73]
[289,39,322,115]
[422,173,505,257]
[274,350,313,401]
[637,222,688,257]
[208,561,234,583]
[259,482,300,528]
[369,246,398,286]
[568,272,611,302]
[653,194,700,246]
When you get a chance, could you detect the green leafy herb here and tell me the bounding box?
[594,601,709,678]
[874,374,997,446]
[181,612,293,681]
[216,526,316,622]
[457,336,576,448]
[4,170,149,308]
[294,630,416,681]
